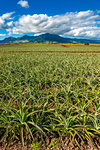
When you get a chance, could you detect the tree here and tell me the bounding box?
[84,42,89,45]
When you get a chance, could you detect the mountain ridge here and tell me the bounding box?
[0,33,100,44]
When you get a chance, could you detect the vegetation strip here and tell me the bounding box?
[1,50,100,53]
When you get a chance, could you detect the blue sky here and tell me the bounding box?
[0,0,100,40]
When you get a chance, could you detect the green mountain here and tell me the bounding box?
[0,33,100,44]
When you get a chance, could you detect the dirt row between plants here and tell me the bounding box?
[0,139,100,150]
[1,51,100,53]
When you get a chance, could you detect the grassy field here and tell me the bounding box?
[0,44,100,149]
[0,43,100,52]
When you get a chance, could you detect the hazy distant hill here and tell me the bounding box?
[0,33,100,44]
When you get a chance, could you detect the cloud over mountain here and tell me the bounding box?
[0,34,6,37]
[6,10,100,39]
[0,10,99,39]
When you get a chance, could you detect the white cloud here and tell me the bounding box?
[7,21,14,27]
[7,10,100,39]
[0,12,14,29]
[0,17,4,25]
[1,12,14,20]
[0,34,6,37]
[17,0,29,8]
